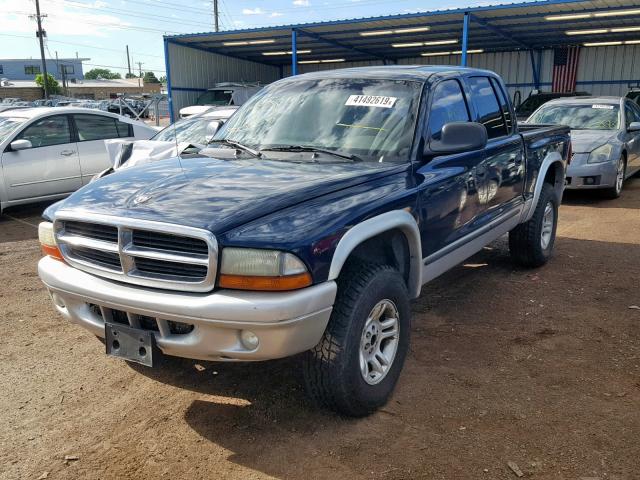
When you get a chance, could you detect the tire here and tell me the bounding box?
[509,182,558,268]
[302,261,411,417]
[602,156,626,199]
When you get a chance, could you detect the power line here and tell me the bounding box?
[0,33,163,59]
[121,0,213,15]
[48,0,219,30]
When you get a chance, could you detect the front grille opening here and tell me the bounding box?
[134,257,207,279]
[111,309,129,325]
[168,320,194,335]
[70,246,122,271]
[132,230,208,255]
[138,315,159,332]
[64,221,118,243]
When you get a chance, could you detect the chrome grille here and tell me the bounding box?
[54,213,218,293]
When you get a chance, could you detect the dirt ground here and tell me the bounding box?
[1,179,639,480]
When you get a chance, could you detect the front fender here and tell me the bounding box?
[327,210,423,298]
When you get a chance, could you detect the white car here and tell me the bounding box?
[98,107,238,178]
[178,83,262,118]
[0,107,156,212]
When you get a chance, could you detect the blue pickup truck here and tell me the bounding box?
[37,66,571,416]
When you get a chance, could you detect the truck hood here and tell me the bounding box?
[56,156,403,234]
[570,130,619,153]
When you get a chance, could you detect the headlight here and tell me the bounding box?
[587,144,613,164]
[38,222,64,261]
[219,248,311,291]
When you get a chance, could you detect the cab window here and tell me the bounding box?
[490,77,513,133]
[17,115,71,148]
[468,76,508,139]
[428,80,470,141]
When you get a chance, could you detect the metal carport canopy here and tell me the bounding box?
[164,0,640,68]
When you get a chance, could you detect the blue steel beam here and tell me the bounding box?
[529,49,540,89]
[468,13,531,49]
[163,38,174,124]
[461,13,469,67]
[163,0,589,41]
[297,28,390,63]
[292,29,298,75]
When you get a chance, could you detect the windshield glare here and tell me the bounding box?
[196,90,233,106]
[212,78,422,163]
[0,116,28,141]
[529,103,620,130]
[152,118,217,144]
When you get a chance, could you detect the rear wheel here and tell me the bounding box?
[509,183,558,268]
[302,261,410,417]
[602,156,626,199]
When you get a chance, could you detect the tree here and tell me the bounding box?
[84,68,121,80]
[142,71,160,84]
[35,73,61,95]
[125,72,137,79]
[159,75,167,84]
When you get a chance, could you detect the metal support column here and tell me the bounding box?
[163,39,174,124]
[529,49,541,90]
[291,29,298,76]
[461,13,470,67]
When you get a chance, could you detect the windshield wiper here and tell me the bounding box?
[260,145,363,162]
[212,138,261,157]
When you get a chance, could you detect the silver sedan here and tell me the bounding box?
[527,96,640,198]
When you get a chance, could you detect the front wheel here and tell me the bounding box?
[302,261,411,417]
[602,156,626,199]
[509,182,558,268]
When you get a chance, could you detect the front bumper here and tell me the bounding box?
[38,256,336,362]
[565,154,618,190]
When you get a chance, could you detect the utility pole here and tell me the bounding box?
[33,0,50,99]
[214,0,219,32]
[126,45,132,77]
[137,61,143,78]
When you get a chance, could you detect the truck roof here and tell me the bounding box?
[286,65,498,82]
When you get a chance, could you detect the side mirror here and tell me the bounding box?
[10,139,32,151]
[628,121,640,132]
[428,122,488,156]
[205,120,223,143]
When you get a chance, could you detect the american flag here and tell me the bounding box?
[552,46,580,93]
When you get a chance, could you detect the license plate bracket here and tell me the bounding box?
[105,322,153,367]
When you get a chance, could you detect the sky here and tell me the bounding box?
[0,0,504,78]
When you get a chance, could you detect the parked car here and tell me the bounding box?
[37,66,570,416]
[0,104,31,113]
[626,83,640,107]
[515,91,590,121]
[179,82,262,118]
[0,108,157,212]
[94,106,238,179]
[527,96,640,198]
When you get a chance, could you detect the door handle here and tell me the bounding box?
[60,150,76,156]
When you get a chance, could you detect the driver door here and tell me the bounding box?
[1,114,81,202]
[415,78,486,259]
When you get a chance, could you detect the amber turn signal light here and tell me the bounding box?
[219,272,312,291]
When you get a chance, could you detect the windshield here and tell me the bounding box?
[196,90,233,106]
[152,117,218,144]
[212,78,422,163]
[528,103,620,130]
[0,116,28,140]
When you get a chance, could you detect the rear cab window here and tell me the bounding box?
[468,76,508,139]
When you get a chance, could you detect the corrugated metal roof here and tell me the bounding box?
[165,0,640,65]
